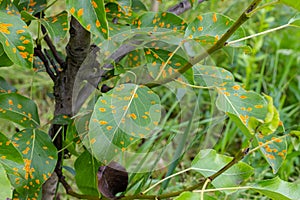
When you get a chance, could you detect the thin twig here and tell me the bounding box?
[227,23,290,45]
[44,48,60,75]
[41,26,65,68]
[34,47,56,80]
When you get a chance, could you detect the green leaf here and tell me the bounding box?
[0,132,25,189]
[192,149,254,193]
[0,0,20,16]
[193,64,234,87]
[175,191,217,200]
[133,12,187,32]
[288,13,300,26]
[0,76,17,94]
[280,0,300,11]
[86,83,161,162]
[251,177,300,200]
[0,11,33,68]
[255,133,287,174]
[40,11,69,43]
[0,93,40,128]
[0,164,12,199]
[15,0,47,15]
[66,0,109,39]
[12,129,57,196]
[145,48,192,82]
[132,0,148,12]
[75,150,100,196]
[184,13,245,56]
[0,43,13,67]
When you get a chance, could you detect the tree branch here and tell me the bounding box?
[41,26,66,68]
[34,47,56,81]
[168,0,206,15]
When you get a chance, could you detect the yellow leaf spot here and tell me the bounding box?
[5,39,9,46]
[134,93,138,98]
[0,23,13,34]
[13,48,16,53]
[35,179,40,184]
[86,24,91,31]
[212,13,217,23]
[130,137,134,141]
[130,113,137,120]
[91,1,98,8]
[77,8,84,17]
[112,110,116,114]
[121,147,126,152]
[198,26,203,31]
[223,92,230,96]
[43,174,47,180]
[247,107,252,112]
[42,146,48,150]
[255,105,263,108]
[99,108,106,112]
[16,29,25,34]
[8,99,13,105]
[197,15,203,21]
[101,28,107,33]
[142,115,148,119]
[153,121,158,125]
[120,141,124,145]
[17,104,22,109]
[232,85,240,90]
[106,126,113,130]
[96,20,101,27]
[90,138,96,144]
[1,156,6,159]
[48,156,54,160]
[123,105,128,110]
[99,120,108,125]
[20,52,29,58]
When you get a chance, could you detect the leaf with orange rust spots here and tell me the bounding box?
[0,11,33,68]
[255,132,287,174]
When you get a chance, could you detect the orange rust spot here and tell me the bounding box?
[86,24,91,31]
[130,113,137,120]
[255,105,263,108]
[0,23,13,34]
[198,26,203,31]
[232,85,240,90]
[99,108,106,112]
[90,138,96,144]
[77,8,84,17]
[99,121,108,125]
[19,52,29,58]
[247,107,252,112]
[197,15,203,21]
[240,95,247,99]
[212,13,217,23]
[91,0,98,8]
[96,20,101,27]
[22,39,30,44]
[106,126,113,130]
[8,99,13,105]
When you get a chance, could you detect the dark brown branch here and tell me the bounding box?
[41,26,66,69]
[168,0,206,15]
[44,49,59,75]
[34,47,56,80]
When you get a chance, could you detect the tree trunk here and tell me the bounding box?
[42,17,91,199]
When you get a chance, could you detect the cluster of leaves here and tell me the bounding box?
[0,0,300,199]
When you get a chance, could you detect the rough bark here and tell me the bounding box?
[42,17,91,199]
